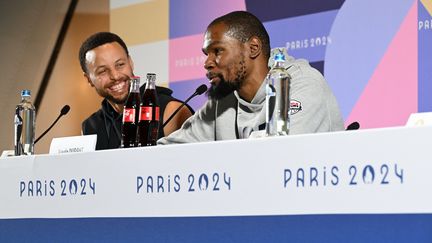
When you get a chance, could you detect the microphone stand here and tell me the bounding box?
[162,93,196,129]
[162,84,207,129]
[34,114,63,144]
[34,105,70,144]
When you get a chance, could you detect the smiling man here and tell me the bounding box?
[158,11,344,144]
[79,32,193,150]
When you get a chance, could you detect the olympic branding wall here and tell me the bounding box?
[109,0,431,129]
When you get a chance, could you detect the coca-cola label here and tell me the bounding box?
[140,107,152,121]
[140,106,160,121]
[123,108,135,123]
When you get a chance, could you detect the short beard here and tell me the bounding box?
[206,58,246,100]
[107,95,128,105]
[206,75,237,100]
[100,82,130,105]
[100,90,128,105]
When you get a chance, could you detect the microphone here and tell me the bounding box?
[162,84,207,128]
[346,121,360,131]
[35,105,70,144]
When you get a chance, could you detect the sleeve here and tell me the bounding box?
[157,100,216,144]
[288,66,344,134]
[82,117,96,135]
[81,121,88,135]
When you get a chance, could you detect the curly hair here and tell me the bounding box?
[78,32,129,73]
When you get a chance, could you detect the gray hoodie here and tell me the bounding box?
[158,56,344,144]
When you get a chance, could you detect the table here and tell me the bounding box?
[1,126,432,242]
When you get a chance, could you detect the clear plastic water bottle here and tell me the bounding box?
[14,89,36,155]
[265,49,291,136]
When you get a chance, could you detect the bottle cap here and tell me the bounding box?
[146,73,156,81]
[21,89,31,97]
[274,52,285,61]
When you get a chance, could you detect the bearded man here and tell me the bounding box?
[158,11,344,144]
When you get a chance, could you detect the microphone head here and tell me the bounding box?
[60,105,71,116]
[196,84,208,95]
[346,121,360,130]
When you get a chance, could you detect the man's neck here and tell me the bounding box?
[108,100,124,114]
[237,65,269,102]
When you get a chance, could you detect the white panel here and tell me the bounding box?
[1,126,432,219]
[129,40,169,86]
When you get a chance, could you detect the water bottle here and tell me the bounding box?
[14,89,36,155]
[265,49,291,136]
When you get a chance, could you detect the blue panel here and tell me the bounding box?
[169,0,246,38]
[264,10,338,63]
[418,2,432,112]
[1,214,432,243]
[246,0,344,22]
[170,78,209,111]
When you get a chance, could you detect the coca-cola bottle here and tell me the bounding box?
[138,73,160,146]
[121,76,141,148]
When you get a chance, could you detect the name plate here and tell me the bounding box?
[406,112,432,127]
[49,135,97,154]
[0,150,15,158]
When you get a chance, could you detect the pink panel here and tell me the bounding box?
[346,2,418,129]
[169,34,207,83]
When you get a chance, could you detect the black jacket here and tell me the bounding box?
[82,85,193,150]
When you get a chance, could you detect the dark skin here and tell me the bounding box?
[202,22,270,102]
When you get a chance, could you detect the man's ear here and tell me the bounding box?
[248,36,262,59]
[84,72,94,87]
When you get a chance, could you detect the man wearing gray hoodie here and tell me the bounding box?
[158,11,344,144]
